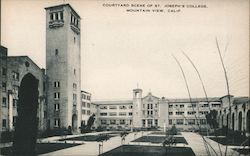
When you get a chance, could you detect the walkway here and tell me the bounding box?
[182,132,240,156]
[40,131,150,156]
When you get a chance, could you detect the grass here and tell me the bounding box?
[59,134,114,141]
[0,143,81,155]
[232,148,250,155]
[101,145,195,156]
[150,132,181,135]
[209,137,249,146]
[132,136,188,144]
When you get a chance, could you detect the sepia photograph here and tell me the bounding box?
[0,0,249,155]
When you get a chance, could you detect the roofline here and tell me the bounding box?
[45,3,81,19]
[7,56,42,71]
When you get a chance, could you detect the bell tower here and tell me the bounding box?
[45,4,81,131]
[132,88,142,128]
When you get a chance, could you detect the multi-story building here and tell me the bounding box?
[81,90,92,125]
[0,46,47,132]
[217,95,250,136]
[92,89,249,132]
[45,4,81,131]
[93,100,133,130]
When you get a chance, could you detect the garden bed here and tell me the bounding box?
[59,134,114,141]
[132,136,188,144]
[0,143,81,155]
[209,137,249,146]
[232,148,250,155]
[101,145,195,156]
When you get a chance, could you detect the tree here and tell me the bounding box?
[86,114,95,130]
[206,110,219,129]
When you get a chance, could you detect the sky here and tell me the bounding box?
[1,0,249,100]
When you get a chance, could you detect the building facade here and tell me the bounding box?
[81,90,92,126]
[0,46,47,132]
[217,95,250,136]
[45,4,81,131]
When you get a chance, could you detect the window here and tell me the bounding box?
[87,103,90,108]
[176,111,184,115]
[176,119,184,125]
[169,104,173,108]
[87,96,91,100]
[2,82,6,92]
[82,102,86,107]
[2,67,7,76]
[82,110,86,114]
[74,37,76,43]
[100,113,107,116]
[2,119,6,128]
[109,112,117,116]
[188,111,196,115]
[119,112,126,116]
[73,93,77,101]
[120,120,125,124]
[60,12,63,20]
[169,112,173,115]
[100,106,107,109]
[54,103,60,111]
[119,105,126,109]
[155,119,158,126]
[54,81,60,88]
[2,97,7,107]
[109,106,117,109]
[74,69,76,75]
[55,12,58,20]
[50,13,53,20]
[13,99,18,107]
[101,120,107,124]
[73,83,77,89]
[12,71,19,80]
[110,120,116,124]
[129,105,133,109]
[13,116,17,127]
[55,49,58,55]
[54,119,60,127]
[129,112,133,116]
[187,119,196,125]
[200,119,207,125]
[180,105,184,108]
[169,119,172,125]
[87,110,90,115]
[54,92,60,100]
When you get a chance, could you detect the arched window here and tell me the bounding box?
[238,111,242,131]
[232,113,235,130]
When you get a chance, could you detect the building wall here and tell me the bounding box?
[81,91,91,125]
[45,4,81,130]
[0,46,8,131]
[93,101,133,130]
[0,55,46,132]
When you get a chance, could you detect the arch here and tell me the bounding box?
[12,73,39,155]
[72,114,77,131]
[232,113,235,130]
[238,111,242,131]
[247,110,250,133]
[221,115,224,127]
[226,114,229,129]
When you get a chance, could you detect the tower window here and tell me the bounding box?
[54,81,60,88]
[2,97,7,107]
[55,12,58,20]
[54,103,60,111]
[55,49,58,55]
[2,67,7,76]
[74,69,76,75]
[71,15,73,23]
[54,92,60,100]
[74,37,76,43]
[54,119,60,127]
[60,12,63,20]
[2,119,7,128]
[50,13,53,20]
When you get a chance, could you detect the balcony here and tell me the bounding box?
[49,20,64,28]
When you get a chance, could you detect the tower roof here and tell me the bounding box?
[45,3,81,19]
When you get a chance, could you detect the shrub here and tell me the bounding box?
[1,131,14,143]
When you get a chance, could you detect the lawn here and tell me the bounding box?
[0,143,81,155]
[150,132,181,135]
[132,136,188,144]
[209,137,249,146]
[232,148,250,155]
[59,134,114,141]
[101,145,195,156]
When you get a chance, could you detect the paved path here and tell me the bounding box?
[40,131,150,156]
[182,132,240,156]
